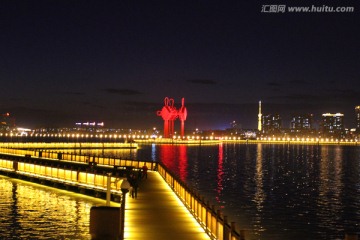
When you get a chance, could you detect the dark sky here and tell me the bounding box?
[1,0,359,130]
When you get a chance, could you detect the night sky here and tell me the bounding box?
[1,0,359,130]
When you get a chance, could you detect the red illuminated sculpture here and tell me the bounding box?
[157,97,177,138]
[178,98,187,138]
[157,97,187,138]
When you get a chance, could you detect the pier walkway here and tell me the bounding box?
[124,171,210,240]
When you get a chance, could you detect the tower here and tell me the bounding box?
[258,101,262,132]
[355,106,360,130]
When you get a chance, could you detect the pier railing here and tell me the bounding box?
[0,147,155,171]
[0,147,154,198]
[0,142,138,149]
[157,164,246,240]
[0,147,35,156]
[0,158,124,192]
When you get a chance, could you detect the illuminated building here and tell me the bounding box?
[262,114,281,135]
[355,106,360,131]
[1,113,15,132]
[290,114,314,136]
[74,121,105,133]
[75,122,105,128]
[321,113,345,138]
[258,101,262,132]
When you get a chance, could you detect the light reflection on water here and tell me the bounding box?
[0,177,106,240]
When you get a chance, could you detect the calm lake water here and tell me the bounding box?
[0,176,107,240]
[1,143,360,240]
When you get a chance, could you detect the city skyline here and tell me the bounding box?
[1,1,359,129]
[3,103,360,134]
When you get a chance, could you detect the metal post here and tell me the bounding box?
[223,216,229,240]
[120,189,129,240]
[119,179,130,240]
[106,173,111,206]
[231,222,236,240]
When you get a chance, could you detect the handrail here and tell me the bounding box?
[157,163,247,240]
[0,158,123,191]
[0,147,156,171]
[0,142,138,149]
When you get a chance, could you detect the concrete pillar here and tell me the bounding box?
[345,233,358,240]
[90,206,120,240]
[106,173,111,206]
[240,229,249,240]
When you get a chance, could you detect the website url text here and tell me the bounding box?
[261,5,355,13]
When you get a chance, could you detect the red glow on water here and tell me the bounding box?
[159,144,188,182]
[178,145,188,182]
[216,143,224,205]
[159,144,176,170]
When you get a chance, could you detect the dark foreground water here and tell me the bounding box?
[0,176,106,240]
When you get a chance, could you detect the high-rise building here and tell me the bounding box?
[258,101,262,132]
[355,106,360,130]
[0,113,15,131]
[290,114,314,135]
[262,114,281,135]
[321,113,344,138]
[230,120,241,130]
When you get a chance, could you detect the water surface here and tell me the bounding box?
[0,176,107,240]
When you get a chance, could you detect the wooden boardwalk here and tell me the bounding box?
[124,171,210,240]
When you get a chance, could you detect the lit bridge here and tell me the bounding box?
[0,145,246,240]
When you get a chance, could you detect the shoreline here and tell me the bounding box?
[134,138,359,146]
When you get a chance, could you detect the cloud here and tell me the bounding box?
[267,80,310,88]
[82,101,106,109]
[187,79,217,85]
[269,88,360,103]
[269,93,320,101]
[59,91,84,95]
[267,81,282,87]
[329,89,360,101]
[103,88,143,95]
[288,80,311,85]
